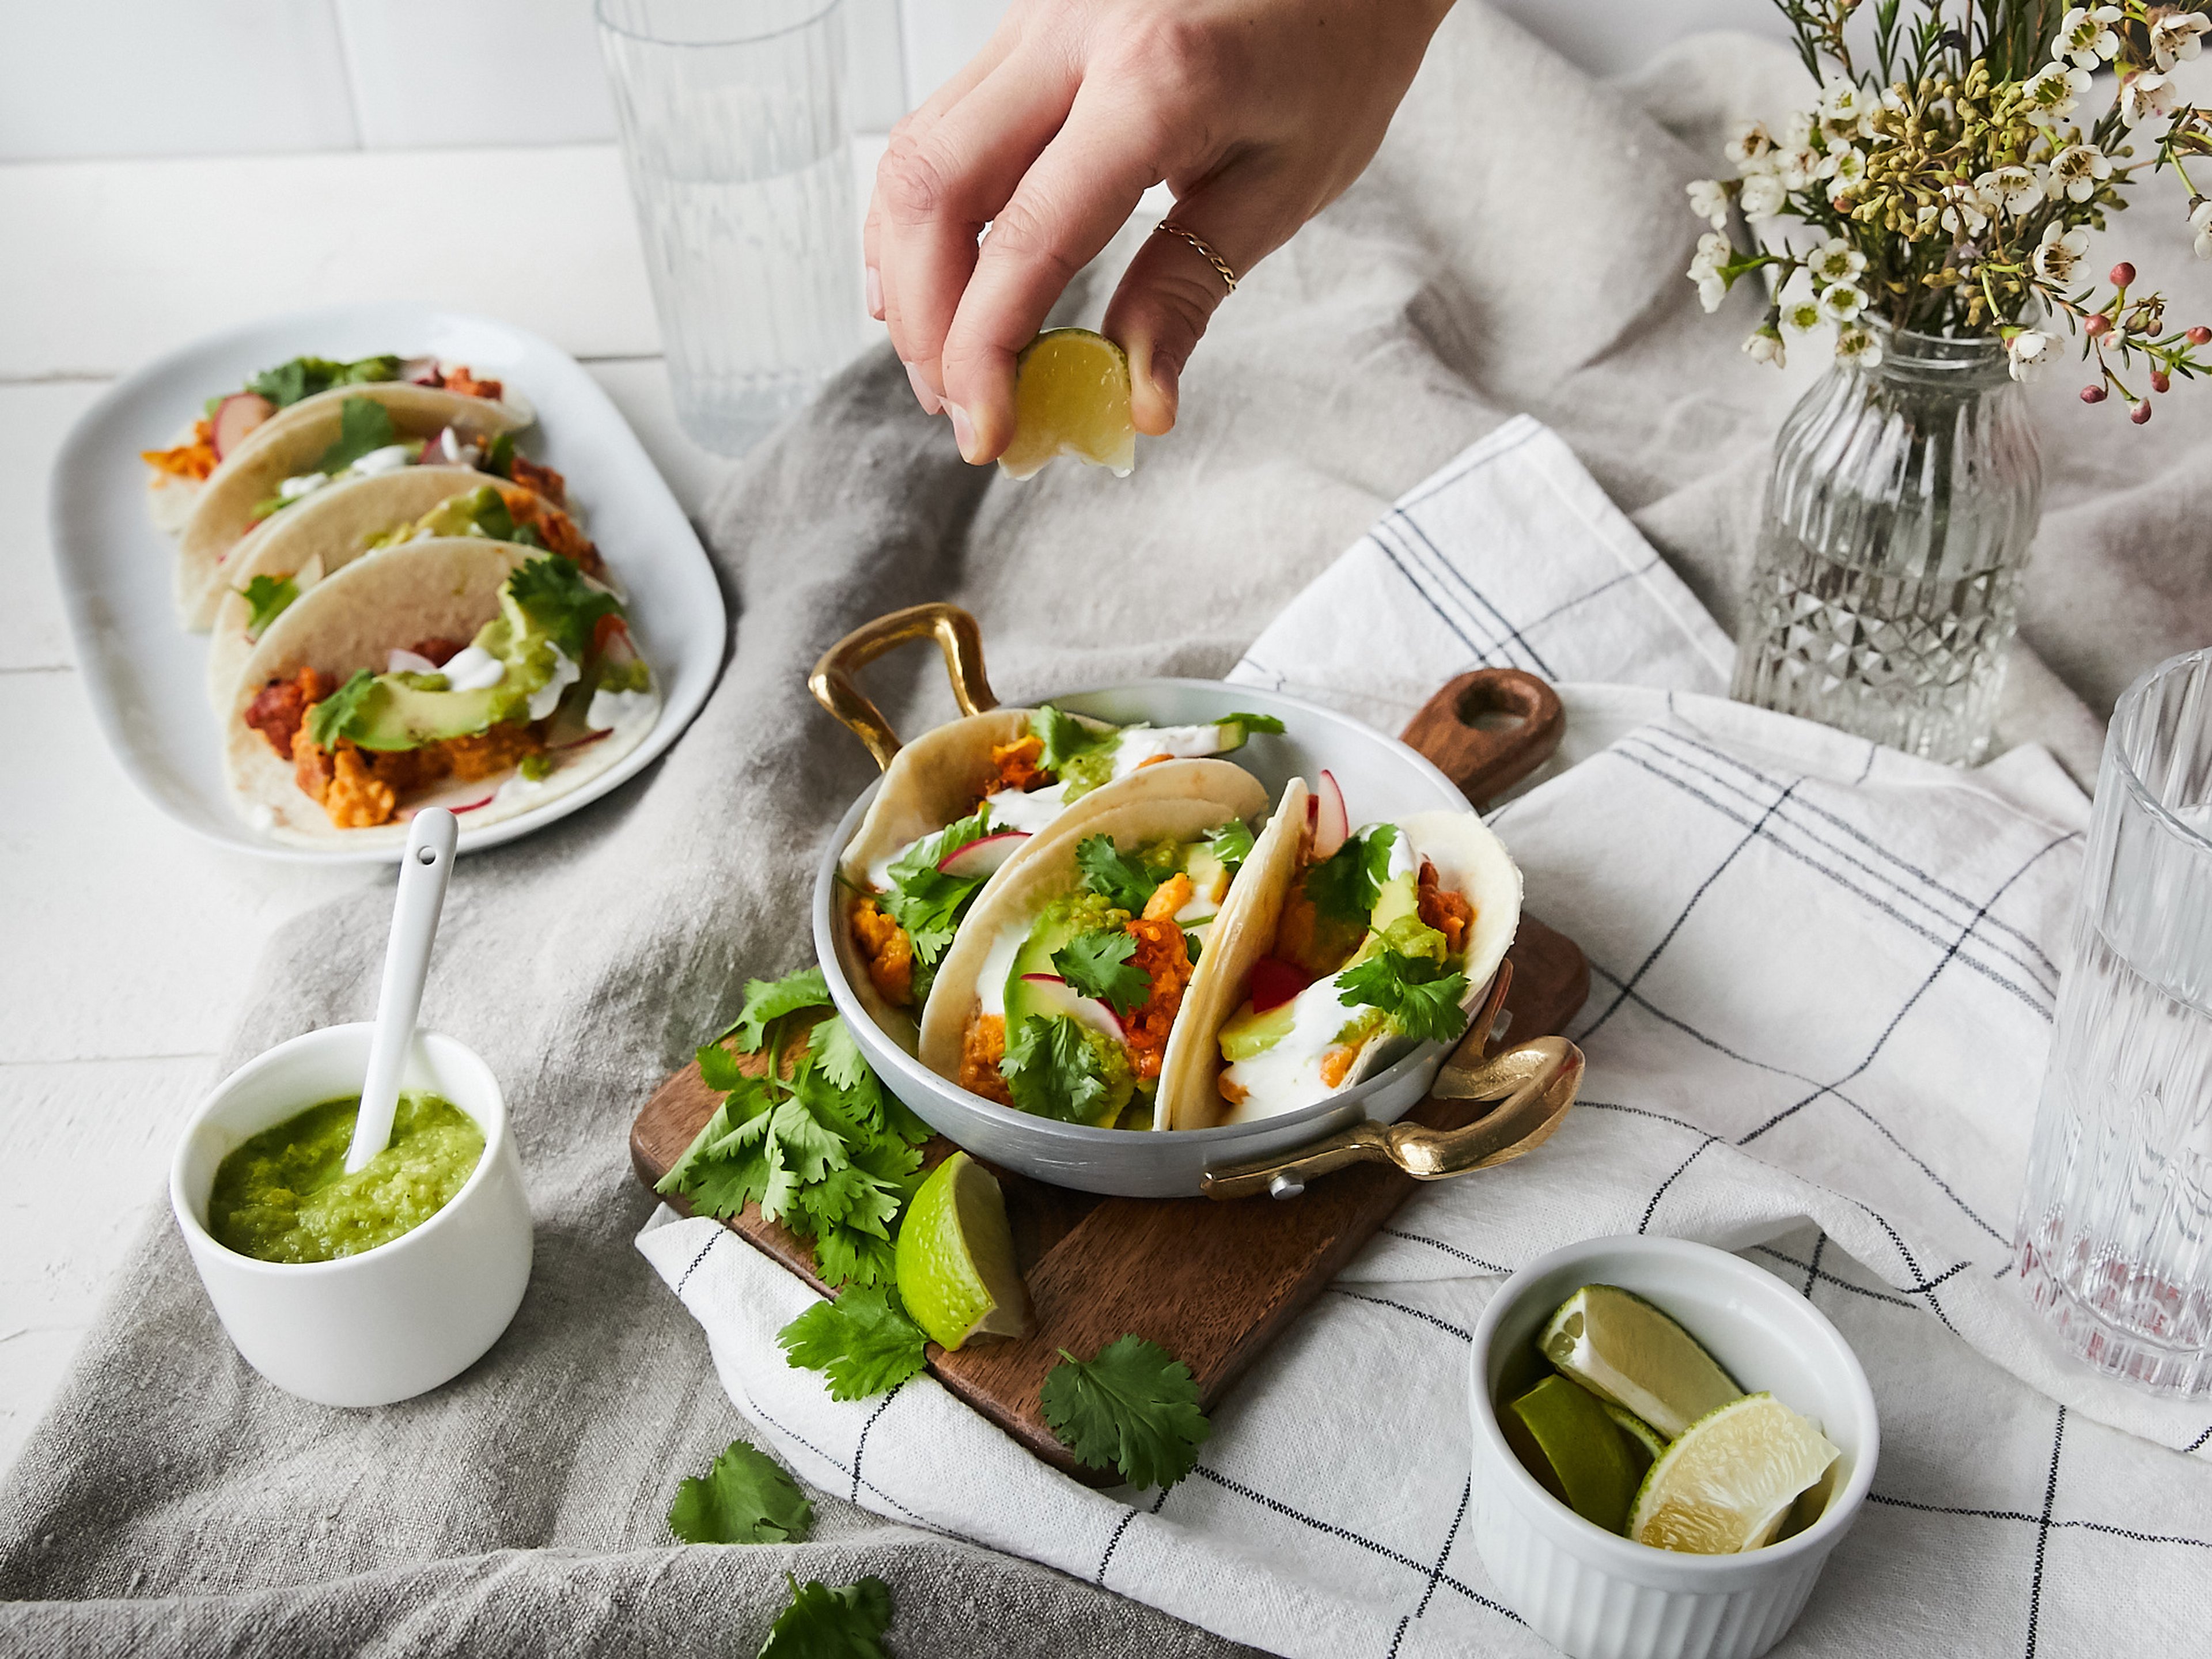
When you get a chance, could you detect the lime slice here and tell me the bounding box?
[1540,1285,1743,1439]
[998,328,1135,481]
[893,1151,1032,1350]
[1628,1393,1840,1554]
[1500,1374,1642,1535]
[1603,1402,1667,1480]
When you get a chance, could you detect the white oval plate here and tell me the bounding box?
[47,302,725,863]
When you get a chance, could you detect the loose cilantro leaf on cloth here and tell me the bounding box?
[878,809,994,1001]
[1075,834,1158,914]
[1219,711,1286,734]
[1039,1336,1211,1491]
[757,1574,894,1659]
[1032,703,1115,775]
[1002,1014,1121,1124]
[305,670,377,749]
[1052,930,1150,1017]
[668,1438,813,1545]
[236,573,298,638]
[777,1283,930,1402]
[1338,948,1470,1046]
[1206,818,1255,873]
[314,396,400,475]
[722,967,834,1050]
[505,554,622,660]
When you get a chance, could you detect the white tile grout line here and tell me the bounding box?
[327,0,369,153]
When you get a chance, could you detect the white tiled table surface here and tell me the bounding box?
[0,136,887,1475]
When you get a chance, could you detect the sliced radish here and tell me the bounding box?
[450,794,497,813]
[551,728,613,752]
[400,355,442,385]
[388,648,440,675]
[1311,770,1350,861]
[938,829,1031,879]
[1248,956,1312,1014]
[1018,974,1127,1041]
[210,392,275,460]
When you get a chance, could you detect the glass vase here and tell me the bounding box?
[1730,320,2043,766]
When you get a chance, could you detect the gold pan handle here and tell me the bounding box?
[809,603,1001,773]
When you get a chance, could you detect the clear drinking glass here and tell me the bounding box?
[2017,647,2212,1396]
[1731,320,2043,766]
[597,0,863,453]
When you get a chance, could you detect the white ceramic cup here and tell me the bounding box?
[171,1022,532,1408]
[1468,1236,1879,1659]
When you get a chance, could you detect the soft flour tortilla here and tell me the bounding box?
[1206,799,1523,1128]
[202,466,497,711]
[839,707,1039,888]
[915,759,1270,1128]
[176,383,531,629]
[223,537,652,849]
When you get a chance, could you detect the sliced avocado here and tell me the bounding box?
[1002,908,1089,1026]
[1183,843,1228,907]
[1371,870,1419,933]
[415,485,506,540]
[1219,1001,1297,1062]
[345,679,519,750]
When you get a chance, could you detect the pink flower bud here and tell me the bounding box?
[2130,400,2152,425]
[2190,326,2212,346]
[2086,313,2112,338]
[2110,262,2136,287]
[2081,385,2108,403]
[2152,369,2172,394]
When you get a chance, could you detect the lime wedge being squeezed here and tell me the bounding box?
[997,329,1136,481]
[1628,1393,1840,1554]
[893,1152,1033,1351]
[1540,1285,1743,1440]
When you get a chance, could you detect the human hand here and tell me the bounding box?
[867,0,1452,463]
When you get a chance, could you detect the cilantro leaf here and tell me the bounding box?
[757,1575,894,1659]
[1206,818,1254,873]
[879,808,993,979]
[777,1284,929,1401]
[805,1013,870,1092]
[723,967,834,1051]
[1219,711,1286,734]
[1052,930,1150,1017]
[657,1066,780,1218]
[668,1438,813,1545]
[1075,834,1158,914]
[1337,948,1470,1046]
[236,573,298,638]
[505,554,621,661]
[1032,703,1115,775]
[247,353,401,409]
[304,669,377,749]
[1306,825,1395,925]
[1002,1014,1120,1124]
[1039,1336,1210,1490]
[315,396,400,475]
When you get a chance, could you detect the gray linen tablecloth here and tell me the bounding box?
[6,6,2208,1653]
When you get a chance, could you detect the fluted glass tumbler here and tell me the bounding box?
[598,0,863,453]
[2017,647,2212,1396]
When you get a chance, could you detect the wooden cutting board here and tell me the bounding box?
[628,670,1590,1483]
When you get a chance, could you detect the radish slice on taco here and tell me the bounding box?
[203,468,605,712]
[840,703,1285,1048]
[225,541,655,846]
[916,759,1270,1130]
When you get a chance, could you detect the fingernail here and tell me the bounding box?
[903,361,941,415]
[1150,353,1181,406]
[944,402,977,463]
[866,266,884,319]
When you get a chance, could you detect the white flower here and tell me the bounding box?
[2191,197,2212,261]
[1819,77,1876,141]
[2122,70,2179,129]
[2035,222,2090,283]
[1820,282,1868,323]
[1738,172,1789,220]
[2006,328,2060,382]
[2022,60,2092,124]
[1807,237,1867,286]
[2045,143,2113,203]
[2150,12,2209,71]
[2056,6,2122,69]
[1834,325,1884,369]
[1744,328,1786,368]
[1687,178,1730,229]
[1782,109,1815,150]
[1688,231,1732,281]
[1779,291,1826,334]
[1696,271,1728,313]
[1939,182,1993,237]
[1977,165,2042,215]
[1818,146,1869,190]
[1725,122,1774,170]
[1774,147,1822,191]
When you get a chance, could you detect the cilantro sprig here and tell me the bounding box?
[243,353,401,411]
[314,396,401,475]
[668,1438,813,1545]
[1002,1014,1122,1124]
[1337,947,1470,1047]
[878,808,994,1005]
[1039,1335,1211,1490]
[1052,930,1150,1017]
[305,669,377,749]
[777,1283,929,1401]
[1032,703,1115,775]
[1075,834,1157,914]
[506,554,621,661]
[757,1575,893,1659]
[1206,818,1254,873]
[237,573,298,638]
[1305,824,1399,925]
[660,967,931,1289]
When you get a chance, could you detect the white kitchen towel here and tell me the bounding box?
[640,435,2212,1658]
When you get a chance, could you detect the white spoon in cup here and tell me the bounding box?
[344,808,459,1173]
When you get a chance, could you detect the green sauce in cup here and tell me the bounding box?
[208,1093,484,1264]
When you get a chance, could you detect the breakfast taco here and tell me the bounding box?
[165,371,537,628]
[839,703,1283,1047]
[1184,774,1521,1130]
[203,468,605,711]
[916,759,1270,1131]
[224,540,656,846]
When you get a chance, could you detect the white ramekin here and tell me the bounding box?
[1468,1236,1879,1659]
[170,1022,532,1407]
